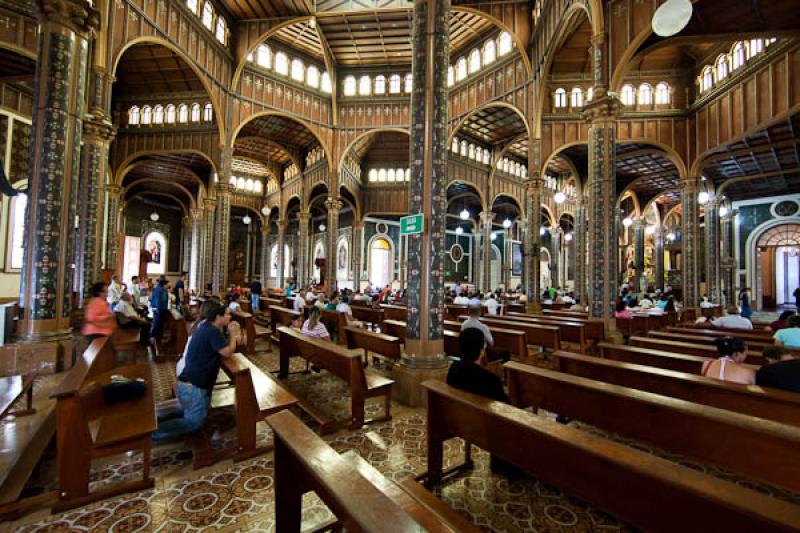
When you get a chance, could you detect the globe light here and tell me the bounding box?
[261,205,271,216]
[242,215,252,225]
[651,0,693,37]
[319,224,326,232]
[539,227,546,236]
[698,191,710,205]
[553,191,566,204]
[502,218,512,229]
[455,226,463,235]
[666,232,676,241]
[622,217,633,227]
[150,212,159,222]
[564,232,573,242]
[645,225,656,235]
[459,208,470,220]
[718,205,729,217]
[490,232,497,241]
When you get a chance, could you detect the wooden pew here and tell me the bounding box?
[49,338,156,512]
[554,351,800,426]
[503,313,593,351]
[320,309,348,345]
[381,319,407,341]
[464,316,564,352]
[422,380,800,532]
[509,311,607,344]
[629,336,766,365]
[267,410,477,533]
[278,326,393,432]
[344,326,401,365]
[505,362,800,493]
[231,309,270,355]
[164,308,188,355]
[350,306,384,329]
[666,326,778,345]
[444,304,470,320]
[442,321,528,361]
[380,304,408,321]
[680,308,697,323]
[649,330,776,352]
[0,374,35,419]
[268,306,302,351]
[599,342,759,375]
[541,309,588,319]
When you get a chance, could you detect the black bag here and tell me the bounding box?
[102,380,146,405]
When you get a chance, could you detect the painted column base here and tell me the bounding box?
[391,360,449,408]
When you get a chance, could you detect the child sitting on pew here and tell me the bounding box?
[700,336,755,385]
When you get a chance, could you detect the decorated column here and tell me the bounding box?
[705,198,721,303]
[19,0,99,347]
[212,182,232,292]
[104,184,122,272]
[325,198,342,291]
[277,220,287,288]
[574,202,587,304]
[524,178,543,305]
[654,227,665,292]
[680,177,702,307]
[720,206,735,306]
[397,0,450,404]
[75,119,115,303]
[200,198,215,292]
[181,214,191,274]
[549,227,562,290]
[260,225,270,283]
[583,95,620,324]
[634,218,646,292]
[189,207,202,291]
[351,221,364,290]
[297,211,310,286]
[480,210,493,292]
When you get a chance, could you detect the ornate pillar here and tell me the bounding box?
[480,211,493,292]
[574,202,587,304]
[75,119,115,304]
[212,183,232,292]
[524,177,543,305]
[654,227,665,292]
[104,184,122,272]
[705,199,721,303]
[260,225,270,283]
[583,96,620,323]
[549,227,562,289]
[189,208,202,291]
[325,198,342,291]
[634,218,646,292]
[680,177,702,307]
[297,211,310,286]
[181,214,191,274]
[277,220,287,288]
[720,207,735,306]
[397,0,450,404]
[351,221,364,290]
[19,0,99,347]
[200,198,215,292]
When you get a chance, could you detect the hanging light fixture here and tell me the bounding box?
[698,191,710,205]
[553,191,566,204]
[651,0,693,37]
[490,232,497,241]
[718,205,729,217]
[539,226,547,236]
[564,232,573,242]
[319,223,326,232]
[455,226,463,235]
[150,212,159,222]
[622,217,633,227]
[459,208,470,220]
[666,231,677,241]
[242,215,252,225]
[502,218,512,229]
[645,225,656,235]
[261,205,271,216]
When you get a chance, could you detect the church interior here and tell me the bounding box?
[1,0,800,530]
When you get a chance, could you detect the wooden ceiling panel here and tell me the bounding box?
[550,17,591,75]
[234,137,293,166]
[114,44,204,96]
[458,106,527,146]
[236,114,319,152]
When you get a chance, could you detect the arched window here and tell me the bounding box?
[731,41,745,69]
[620,84,635,105]
[404,74,413,93]
[502,159,509,173]
[254,180,263,193]
[570,87,583,108]
[306,65,320,88]
[396,169,405,181]
[153,105,164,124]
[141,105,152,125]
[587,87,594,101]
[369,238,392,290]
[655,82,670,104]
[190,103,201,122]
[748,39,764,58]
[387,169,396,182]
[483,149,490,165]
[468,48,481,74]
[321,71,332,93]
[554,88,567,108]
[343,76,356,96]
[468,144,475,159]
[374,75,386,94]
[291,59,304,82]
[638,83,652,105]
[257,44,271,68]
[447,66,454,87]
[701,66,713,92]
[215,17,226,44]
[178,103,188,123]
[378,169,386,182]
[203,103,213,121]
[389,74,401,94]
[245,178,254,191]
[369,169,378,182]
[165,104,176,124]
[186,0,197,14]
[128,106,140,125]
[358,75,371,96]
[8,193,26,270]
[483,39,496,65]
[456,57,467,81]
[452,138,459,153]
[274,52,289,75]
[201,2,213,30]
[715,54,728,82]
[460,140,467,157]
[498,32,512,56]
[237,177,246,189]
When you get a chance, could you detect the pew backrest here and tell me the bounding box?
[344,326,401,361]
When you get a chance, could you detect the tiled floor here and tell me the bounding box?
[3,342,799,532]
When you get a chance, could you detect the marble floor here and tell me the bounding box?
[3,343,799,532]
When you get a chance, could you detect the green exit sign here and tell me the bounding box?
[400,213,424,235]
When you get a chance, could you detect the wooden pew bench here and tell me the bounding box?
[0,374,36,419]
[320,309,348,345]
[422,380,800,532]
[505,362,800,493]
[50,338,156,512]
[442,321,527,362]
[267,410,478,532]
[629,336,766,365]
[463,316,562,352]
[350,306,385,329]
[509,311,606,346]
[278,326,393,433]
[344,326,401,365]
[268,306,302,351]
[649,330,775,352]
[231,310,270,355]
[599,342,759,374]
[495,314,589,352]
[554,351,800,426]
[380,304,408,321]
[163,308,188,357]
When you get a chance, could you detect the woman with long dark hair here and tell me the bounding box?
[700,336,755,384]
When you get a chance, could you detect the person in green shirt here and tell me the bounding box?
[774,315,800,348]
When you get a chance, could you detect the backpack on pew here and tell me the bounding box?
[103,375,147,405]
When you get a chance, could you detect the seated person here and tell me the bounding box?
[711,306,753,330]
[114,292,150,346]
[314,294,327,310]
[569,303,585,311]
[301,306,330,341]
[561,292,576,304]
[336,296,362,327]
[460,305,493,347]
[699,295,715,309]
[152,300,242,442]
[638,294,654,309]
[655,295,669,309]
[324,296,337,311]
[83,282,117,343]
[614,300,632,319]
[453,293,469,306]
[227,294,242,312]
[774,315,800,348]
[700,336,755,385]
[292,293,305,313]
[305,287,316,303]
[767,310,796,332]
[485,293,500,316]
[756,346,800,393]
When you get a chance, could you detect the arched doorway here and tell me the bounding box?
[313,241,325,284]
[368,237,393,290]
[755,223,800,310]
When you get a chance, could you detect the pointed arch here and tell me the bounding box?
[451,6,532,77]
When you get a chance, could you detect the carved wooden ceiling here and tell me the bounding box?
[234,137,294,168]
[236,114,319,153]
[457,106,527,147]
[616,144,681,209]
[0,47,35,90]
[550,16,591,75]
[702,112,800,201]
[114,44,205,96]
[360,131,408,166]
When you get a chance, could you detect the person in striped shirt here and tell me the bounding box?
[301,306,330,341]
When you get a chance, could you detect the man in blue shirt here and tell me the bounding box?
[149,278,170,350]
[153,300,242,442]
[173,272,186,309]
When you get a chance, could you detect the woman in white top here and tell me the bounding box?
[700,336,754,385]
[301,307,330,340]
